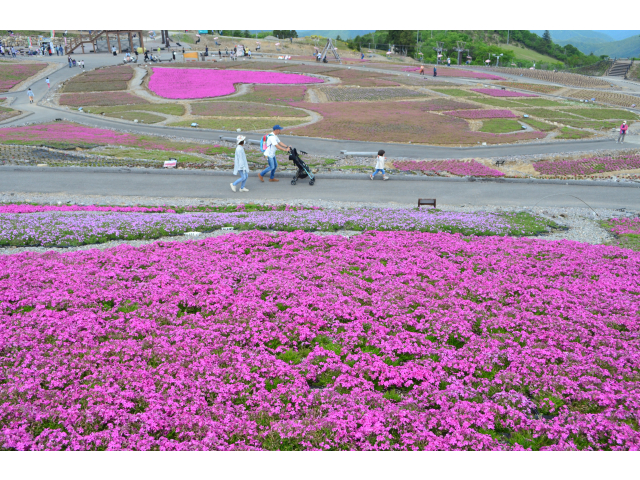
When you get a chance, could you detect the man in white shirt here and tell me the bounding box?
[258,125,290,182]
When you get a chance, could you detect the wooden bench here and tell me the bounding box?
[418,198,436,208]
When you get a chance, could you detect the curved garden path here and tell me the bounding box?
[2,55,639,159]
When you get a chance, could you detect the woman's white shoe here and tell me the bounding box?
[230,183,236,192]
[240,188,249,192]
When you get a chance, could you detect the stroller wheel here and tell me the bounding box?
[309,180,315,186]
[291,180,296,185]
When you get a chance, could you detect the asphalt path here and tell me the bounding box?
[3,169,639,209]
[2,54,639,160]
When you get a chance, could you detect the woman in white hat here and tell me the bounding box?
[231,135,250,192]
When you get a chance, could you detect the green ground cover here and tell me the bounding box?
[555,127,593,139]
[59,92,149,107]
[103,112,165,124]
[524,108,582,120]
[431,88,479,97]
[0,106,19,122]
[479,118,524,133]
[226,85,308,105]
[470,98,526,108]
[83,104,185,116]
[169,118,308,131]
[521,118,557,131]
[515,98,566,107]
[561,108,640,121]
[561,119,620,130]
[98,147,227,162]
[192,101,307,117]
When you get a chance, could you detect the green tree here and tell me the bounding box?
[542,30,552,44]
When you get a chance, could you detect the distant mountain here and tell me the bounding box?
[297,30,375,40]
[591,35,640,58]
[595,30,640,41]
[529,30,640,57]
[530,30,614,43]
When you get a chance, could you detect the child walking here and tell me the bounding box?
[230,135,250,192]
[370,150,389,181]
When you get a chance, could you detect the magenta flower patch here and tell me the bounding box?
[148,68,324,99]
[533,155,640,176]
[472,89,538,98]
[394,159,505,177]
[1,231,639,450]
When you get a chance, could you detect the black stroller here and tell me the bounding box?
[289,148,315,186]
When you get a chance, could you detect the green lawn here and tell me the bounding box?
[561,119,620,130]
[431,88,479,97]
[470,98,526,108]
[515,99,566,107]
[497,44,559,63]
[524,108,581,120]
[83,104,186,116]
[103,112,166,124]
[168,118,308,131]
[479,118,524,133]
[521,118,557,131]
[555,127,593,140]
[98,147,234,162]
[560,108,640,121]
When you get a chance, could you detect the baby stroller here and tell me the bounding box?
[289,147,315,186]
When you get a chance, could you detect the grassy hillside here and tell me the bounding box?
[498,44,559,63]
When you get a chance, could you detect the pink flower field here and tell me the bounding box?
[147,68,324,99]
[0,62,48,92]
[0,204,175,214]
[607,217,640,235]
[403,67,505,80]
[444,109,519,119]
[0,123,224,154]
[533,155,640,176]
[59,92,150,107]
[472,89,539,98]
[1,231,639,450]
[394,159,505,177]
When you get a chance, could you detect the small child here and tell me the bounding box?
[370,149,389,181]
[45,77,50,88]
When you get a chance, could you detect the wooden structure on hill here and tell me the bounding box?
[320,38,342,64]
[65,30,145,55]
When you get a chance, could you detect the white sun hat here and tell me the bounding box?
[236,135,246,144]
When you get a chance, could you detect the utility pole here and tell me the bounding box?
[507,30,509,44]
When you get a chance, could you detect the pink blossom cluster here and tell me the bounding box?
[148,68,324,99]
[0,204,175,214]
[533,155,640,176]
[402,67,505,80]
[0,123,137,145]
[394,159,505,177]
[444,109,518,119]
[1,231,639,451]
[472,89,538,98]
[0,63,48,92]
[606,217,640,235]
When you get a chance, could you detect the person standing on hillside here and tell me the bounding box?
[419,65,424,75]
[258,125,290,183]
[617,121,628,143]
[433,66,437,77]
[27,88,34,103]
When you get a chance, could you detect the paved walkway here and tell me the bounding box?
[2,169,639,209]
[2,54,639,160]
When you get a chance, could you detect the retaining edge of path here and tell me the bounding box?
[2,165,640,188]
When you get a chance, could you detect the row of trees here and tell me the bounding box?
[209,30,298,40]
[346,30,605,69]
